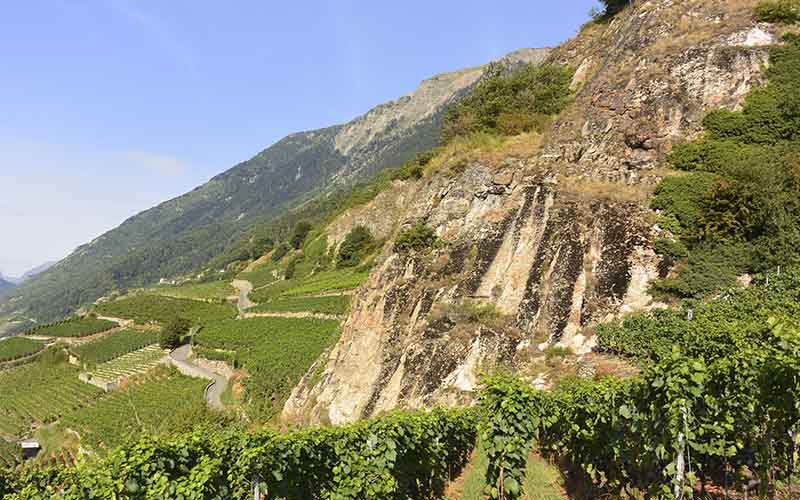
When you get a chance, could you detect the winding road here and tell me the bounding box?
[169,345,228,410]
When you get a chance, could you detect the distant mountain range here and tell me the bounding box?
[2,261,57,285]
[0,49,549,325]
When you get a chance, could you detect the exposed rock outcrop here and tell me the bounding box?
[284,0,779,425]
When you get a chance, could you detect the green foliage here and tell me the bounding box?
[249,295,351,316]
[271,242,290,262]
[337,226,376,268]
[249,235,274,260]
[284,257,298,280]
[58,369,209,452]
[653,35,800,297]
[95,295,235,326]
[442,63,573,141]
[394,222,438,253]
[0,337,43,363]
[153,280,233,301]
[652,238,688,261]
[651,173,716,237]
[755,0,800,23]
[26,316,116,338]
[479,324,800,498]
[599,0,632,16]
[72,329,159,366]
[161,317,191,349]
[290,221,312,249]
[194,317,340,419]
[3,407,476,500]
[599,267,800,361]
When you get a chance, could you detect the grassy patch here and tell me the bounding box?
[248,295,350,315]
[95,295,236,326]
[152,280,233,301]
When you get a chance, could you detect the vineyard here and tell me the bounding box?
[25,317,116,338]
[194,317,340,418]
[71,329,159,367]
[249,268,368,303]
[152,280,234,301]
[237,262,281,288]
[60,369,209,451]
[248,294,350,315]
[83,345,168,385]
[94,295,236,325]
[1,407,476,499]
[0,360,102,438]
[0,338,43,363]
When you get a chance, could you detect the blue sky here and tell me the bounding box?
[0,0,600,277]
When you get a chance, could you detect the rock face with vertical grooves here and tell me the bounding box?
[283,0,778,425]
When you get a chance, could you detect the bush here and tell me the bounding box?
[284,257,297,280]
[653,238,689,261]
[337,226,376,268]
[600,0,632,16]
[394,222,438,252]
[290,221,312,249]
[442,63,573,142]
[160,317,191,349]
[755,0,800,23]
[271,242,290,262]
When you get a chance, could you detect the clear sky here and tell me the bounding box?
[0,0,600,277]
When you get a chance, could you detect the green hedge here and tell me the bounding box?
[3,408,476,500]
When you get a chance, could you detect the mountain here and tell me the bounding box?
[5,261,56,285]
[0,275,14,292]
[282,0,778,424]
[0,48,549,325]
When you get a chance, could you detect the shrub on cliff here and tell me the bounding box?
[652,34,800,298]
[755,0,800,23]
[441,62,573,141]
[394,222,438,252]
[337,226,376,268]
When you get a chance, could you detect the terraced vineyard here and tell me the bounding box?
[0,361,102,438]
[249,294,350,315]
[60,370,208,451]
[84,345,167,384]
[237,263,281,288]
[95,295,236,325]
[71,329,159,366]
[194,316,340,418]
[0,337,44,362]
[250,268,367,303]
[26,317,116,338]
[152,280,234,301]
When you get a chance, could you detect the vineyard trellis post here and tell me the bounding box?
[673,404,689,500]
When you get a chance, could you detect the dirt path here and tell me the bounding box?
[243,311,345,321]
[231,279,255,318]
[169,345,228,410]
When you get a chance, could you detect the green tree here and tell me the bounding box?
[290,221,312,249]
[160,317,191,349]
[271,243,290,262]
[337,226,376,268]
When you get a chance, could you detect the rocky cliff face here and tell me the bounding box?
[284,0,778,425]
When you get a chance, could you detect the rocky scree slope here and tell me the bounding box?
[0,49,549,326]
[283,0,778,425]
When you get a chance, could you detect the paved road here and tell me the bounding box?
[231,279,255,318]
[170,344,228,410]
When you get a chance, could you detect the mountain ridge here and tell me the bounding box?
[0,47,550,328]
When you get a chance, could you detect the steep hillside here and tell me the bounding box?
[283,0,779,424]
[0,49,550,326]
